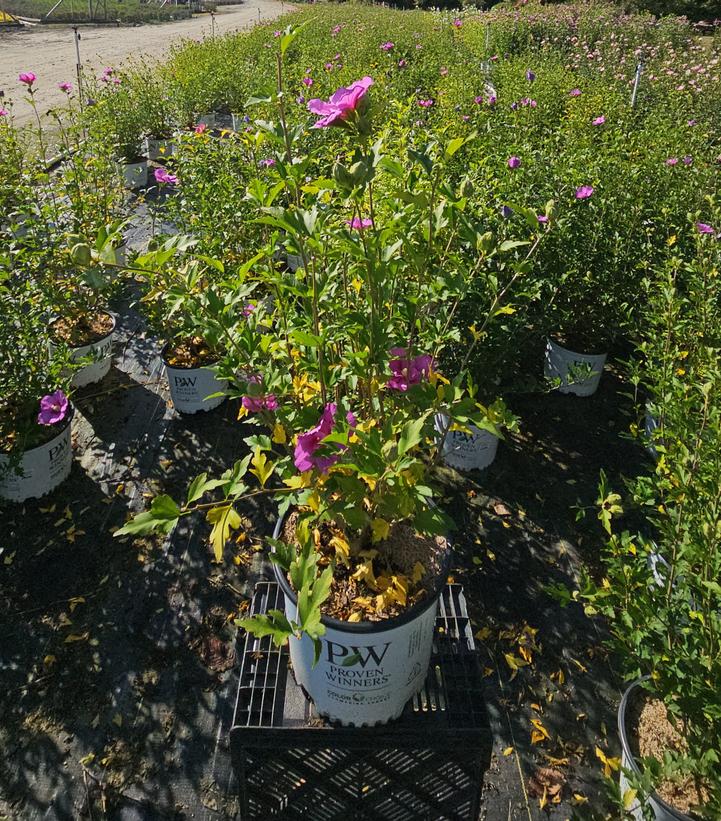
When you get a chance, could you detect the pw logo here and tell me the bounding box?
[326,641,391,667]
[174,376,197,388]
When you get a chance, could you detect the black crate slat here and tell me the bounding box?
[230,582,492,821]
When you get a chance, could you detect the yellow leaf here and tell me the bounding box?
[79,753,95,766]
[352,556,378,591]
[502,746,514,756]
[307,489,321,512]
[283,472,311,490]
[482,666,494,678]
[348,612,362,622]
[330,535,351,567]
[206,505,242,563]
[475,626,493,641]
[64,632,90,643]
[43,654,57,667]
[595,746,621,777]
[272,422,287,444]
[530,718,550,744]
[371,518,390,543]
[249,448,274,488]
[112,713,122,727]
[623,788,638,810]
[3,551,16,566]
[351,277,363,294]
[539,785,548,810]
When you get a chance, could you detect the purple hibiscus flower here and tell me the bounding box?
[38,391,69,426]
[307,76,373,128]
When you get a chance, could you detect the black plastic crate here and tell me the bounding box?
[230,582,492,821]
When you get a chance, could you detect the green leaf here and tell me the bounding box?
[114,494,180,537]
[239,610,295,647]
[290,329,322,348]
[398,417,426,457]
[186,473,227,505]
[341,652,362,667]
[499,240,530,253]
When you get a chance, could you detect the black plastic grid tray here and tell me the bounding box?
[230,582,492,820]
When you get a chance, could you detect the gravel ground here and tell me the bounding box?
[0,2,289,126]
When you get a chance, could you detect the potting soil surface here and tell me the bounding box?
[0,201,647,820]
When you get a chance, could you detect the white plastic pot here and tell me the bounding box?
[286,253,303,272]
[544,338,607,397]
[119,160,148,190]
[272,516,451,727]
[0,408,74,503]
[144,137,175,161]
[618,678,695,821]
[231,113,248,132]
[162,347,227,414]
[50,313,116,389]
[434,413,498,471]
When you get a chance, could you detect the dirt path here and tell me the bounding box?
[0,2,289,126]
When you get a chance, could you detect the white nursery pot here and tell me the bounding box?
[544,338,607,397]
[435,413,498,471]
[144,137,175,161]
[272,516,451,727]
[618,678,695,821]
[162,347,227,414]
[0,408,74,503]
[119,160,148,190]
[50,313,116,389]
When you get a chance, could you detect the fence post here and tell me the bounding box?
[631,61,644,108]
[72,26,84,109]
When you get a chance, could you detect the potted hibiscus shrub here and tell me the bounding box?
[115,29,530,726]
[570,228,721,818]
[0,275,74,503]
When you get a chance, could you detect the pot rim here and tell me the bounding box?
[618,676,697,821]
[1,403,75,460]
[50,311,117,350]
[161,341,221,371]
[547,336,608,359]
[272,512,452,634]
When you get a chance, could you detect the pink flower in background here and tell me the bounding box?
[508,156,521,169]
[575,185,594,200]
[381,41,394,51]
[0,108,8,117]
[154,167,178,185]
[58,81,73,94]
[487,94,497,105]
[242,394,278,413]
[37,391,68,426]
[260,158,276,168]
[324,62,333,71]
[346,411,358,428]
[687,119,697,126]
[417,99,434,108]
[569,88,582,96]
[666,157,678,166]
[242,303,256,317]
[682,155,693,165]
[387,348,434,391]
[308,76,373,128]
[302,77,313,87]
[273,30,281,37]
[194,123,207,134]
[537,214,549,224]
[331,24,342,36]
[294,403,341,473]
[398,59,407,69]
[697,223,715,234]
[100,67,114,82]
[474,95,483,104]
[452,18,462,27]
[592,115,605,125]
[347,217,374,229]
[19,72,36,87]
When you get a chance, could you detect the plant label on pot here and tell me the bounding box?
[0,413,73,503]
[164,363,228,414]
[434,413,499,471]
[544,338,607,397]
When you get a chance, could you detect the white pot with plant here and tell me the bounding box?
[113,30,539,727]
